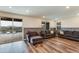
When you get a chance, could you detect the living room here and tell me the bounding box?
[0,6,79,53]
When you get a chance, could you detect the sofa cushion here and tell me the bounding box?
[72,31,79,37]
[60,30,64,35]
[27,31,39,37]
[64,31,73,37]
[30,36,42,43]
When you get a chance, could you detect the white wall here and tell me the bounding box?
[23,17,42,28]
[1,12,79,28]
[48,20,56,28]
[0,12,56,28]
[61,16,79,28]
[0,12,43,28]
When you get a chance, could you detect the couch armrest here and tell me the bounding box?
[26,34,29,41]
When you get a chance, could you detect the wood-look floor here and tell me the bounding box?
[27,37,79,53]
[0,37,79,53]
[0,41,28,53]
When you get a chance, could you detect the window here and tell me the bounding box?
[0,17,12,34]
[41,21,50,30]
[0,17,23,43]
[13,18,22,33]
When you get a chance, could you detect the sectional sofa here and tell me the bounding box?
[58,30,79,41]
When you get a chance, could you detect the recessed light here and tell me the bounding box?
[9,6,12,8]
[77,13,79,15]
[43,16,45,18]
[25,10,30,13]
[66,6,70,9]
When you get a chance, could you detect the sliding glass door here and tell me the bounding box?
[0,17,22,44]
[13,18,22,41]
[1,17,12,34]
[13,18,22,33]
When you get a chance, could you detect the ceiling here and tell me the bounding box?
[0,6,79,19]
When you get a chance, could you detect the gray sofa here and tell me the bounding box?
[58,30,79,41]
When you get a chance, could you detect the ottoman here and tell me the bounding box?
[30,36,43,45]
